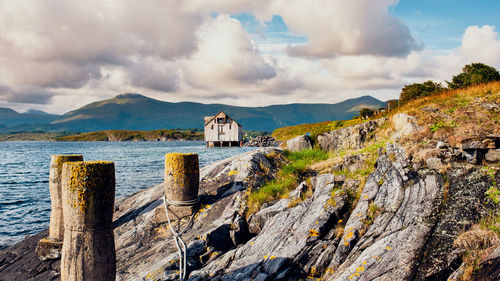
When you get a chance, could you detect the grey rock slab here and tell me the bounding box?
[328,143,444,281]
[207,174,346,280]
[110,148,284,280]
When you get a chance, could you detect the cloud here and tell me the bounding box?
[127,59,180,92]
[0,0,203,90]
[269,0,422,57]
[0,1,499,114]
[183,15,276,89]
[434,25,500,79]
[0,85,54,104]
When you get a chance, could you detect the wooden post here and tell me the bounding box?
[61,161,116,281]
[36,154,83,260]
[164,153,199,220]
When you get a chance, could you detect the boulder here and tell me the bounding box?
[286,135,313,151]
[426,157,442,170]
[392,113,419,138]
[486,149,500,163]
[448,135,499,150]
[317,119,385,152]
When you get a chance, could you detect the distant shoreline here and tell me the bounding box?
[0,129,203,142]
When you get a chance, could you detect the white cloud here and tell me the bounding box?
[183,15,276,89]
[269,0,421,57]
[434,25,500,79]
[0,0,499,115]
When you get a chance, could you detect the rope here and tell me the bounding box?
[163,195,198,281]
[165,197,200,207]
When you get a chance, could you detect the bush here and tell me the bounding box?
[447,63,500,89]
[359,108,375,118]
[399,80,444,105]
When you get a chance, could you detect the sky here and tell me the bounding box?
[0,0,500,114]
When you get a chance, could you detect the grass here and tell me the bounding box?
[247,149,329,216]
[272,119,365,143]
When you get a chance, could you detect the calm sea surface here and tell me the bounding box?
[0,141,257,247]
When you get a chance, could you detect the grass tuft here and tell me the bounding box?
[247,149,329,216]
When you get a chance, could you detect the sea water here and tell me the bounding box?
[0,141,257,247]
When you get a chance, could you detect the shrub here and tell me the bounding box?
[359,108,375,119]
[447,63,500,89]
[399,80,444,105]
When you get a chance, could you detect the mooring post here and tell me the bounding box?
[60,161,116,281]
[36,154,83,260]
[164,153,200,220]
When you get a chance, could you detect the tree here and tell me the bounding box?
[399,80,443,105]
[359,108,375,119]
[447,63,500,89]
[387,99,399,111]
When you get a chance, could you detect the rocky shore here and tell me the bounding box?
[1,112,499,280]
[243,136,281,147]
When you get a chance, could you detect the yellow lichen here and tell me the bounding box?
[309,229,320,237]
[64,161,115,214]
[349,272,360,280]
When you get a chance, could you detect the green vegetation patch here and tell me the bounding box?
[0,132,72,141]
[247,149,329,216]
[55,129,203,141]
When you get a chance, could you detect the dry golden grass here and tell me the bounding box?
[389,81,500,153]
[334,225,345,239]
[412,148,441,163]
[454,225,500,250]
[454,224,500,280]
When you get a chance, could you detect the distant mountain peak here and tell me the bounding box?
[0,107,18,114]
[115,93,147,99]
[25,109,50,115]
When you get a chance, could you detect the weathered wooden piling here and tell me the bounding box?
[162,153,200,220]
[36,154,83,260]
[60,161,116,281]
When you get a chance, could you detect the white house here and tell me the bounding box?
[204,111,243,147]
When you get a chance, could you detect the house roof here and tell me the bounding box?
[204,110,241,127]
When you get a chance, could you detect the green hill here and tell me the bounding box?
[0,94,385,132]
[0,108,59,127]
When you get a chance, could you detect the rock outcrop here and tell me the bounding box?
[0,148,285,281]
[286,135,313,151]
[244,136,281,147]
[317,119,385,152]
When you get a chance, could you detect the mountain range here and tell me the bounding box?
[0,94,385,132]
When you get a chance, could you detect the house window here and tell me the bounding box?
[229,125,232,130]
[211,125,214,130]
[217,118,225,124]
[218,125,224,133]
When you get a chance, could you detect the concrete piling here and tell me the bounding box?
[60,161,116,281]
[163,153,199,220]
[36,154,83,260]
